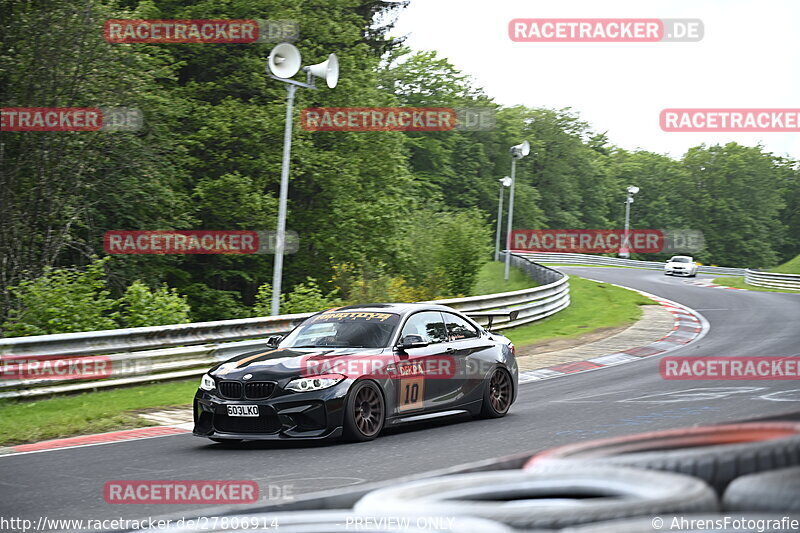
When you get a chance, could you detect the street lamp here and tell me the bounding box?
[504,140,530,280]
[620,185,639,258]
[494,176,513,262]
[266,43,339,315]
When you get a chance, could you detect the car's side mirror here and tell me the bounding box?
[266,335,283,348]
[397,334,429,351]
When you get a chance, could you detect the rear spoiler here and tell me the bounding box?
[465,310,520,330]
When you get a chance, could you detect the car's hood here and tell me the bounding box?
[666,261,692,267]
[209,346,391,380]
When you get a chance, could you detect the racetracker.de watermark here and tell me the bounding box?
[1,515,283,532]
[300,354,456,380]
[660,356,800,380]
[0,355,152,380]
[104,19,299,43]
[511,229,706,254]
[104,230,299,254]
[300,107,495,131]
[511,229,662,254]
[1,355,111,380]
[1,107,143,132]
[104,480,260,504]
[509,18,703,42]
[660,109,800,132]
[298,354,510,380]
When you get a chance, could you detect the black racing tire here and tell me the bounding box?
[722,466,800,512]
[525,422,800,493]
[343,380,385,442]
[479,367,513,418]
[562,514,799,532]
[353,465,718,530]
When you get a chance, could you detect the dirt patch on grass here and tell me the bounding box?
[516,324,631,357]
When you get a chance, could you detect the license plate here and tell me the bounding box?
[227,405,259,417]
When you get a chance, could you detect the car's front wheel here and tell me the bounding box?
[480,368,513,418]
[343,380,385,442]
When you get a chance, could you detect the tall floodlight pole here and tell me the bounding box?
[620,185,639,259]
[271,84,297,316]
[504,141,530,280]
[267,43,339,315]
[494,177,512,261]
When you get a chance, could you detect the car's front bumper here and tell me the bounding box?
[193,381,350,441]
[665,268,692,276]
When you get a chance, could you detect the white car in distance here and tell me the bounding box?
[664,255,699,277]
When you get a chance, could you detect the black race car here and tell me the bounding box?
[193,303,518,443]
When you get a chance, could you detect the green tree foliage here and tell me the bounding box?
[679,143,789,267]
[331,263,430,304]
[2,0,798,330]
[252,279,342,315]
[0,0,193,306]
[1,259,193,336]
[113,281,191,328]
[394,207,493,297]
[2,258,117,336]
[143,0,414,313]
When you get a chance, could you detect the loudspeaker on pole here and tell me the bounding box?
[305,53,339,88]
[268,43,302,79]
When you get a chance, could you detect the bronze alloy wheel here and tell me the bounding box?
[489,369,512,414]
[343,380,386,442]
[480,368,512,418]
[349,382,384,439]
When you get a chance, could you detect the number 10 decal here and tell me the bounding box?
[399,377,424,412]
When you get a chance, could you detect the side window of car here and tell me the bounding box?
[443,313,479,341]
[400,312,448,344]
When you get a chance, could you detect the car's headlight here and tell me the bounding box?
[285,374,345,392]
[199,374,216,391]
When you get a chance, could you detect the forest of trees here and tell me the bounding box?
[2,0,798,335]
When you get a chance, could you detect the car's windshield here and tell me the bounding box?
[281,310,400,349]
[670,257,691,263]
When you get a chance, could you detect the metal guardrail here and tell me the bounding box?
[520,251,747,276]
[0,253,569,399]
[745,269,800,291]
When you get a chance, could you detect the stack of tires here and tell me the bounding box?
[138,422,799,532]
[352,422,800,531]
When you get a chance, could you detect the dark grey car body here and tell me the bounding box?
[193,303,518,442]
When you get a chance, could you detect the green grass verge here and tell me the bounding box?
[0,379,198,446]
[713,276,800,294]
[471,261,538,295]
[771,255,800,275]
[503,276,655,347]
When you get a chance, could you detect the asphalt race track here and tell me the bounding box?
[2,266,799,524]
